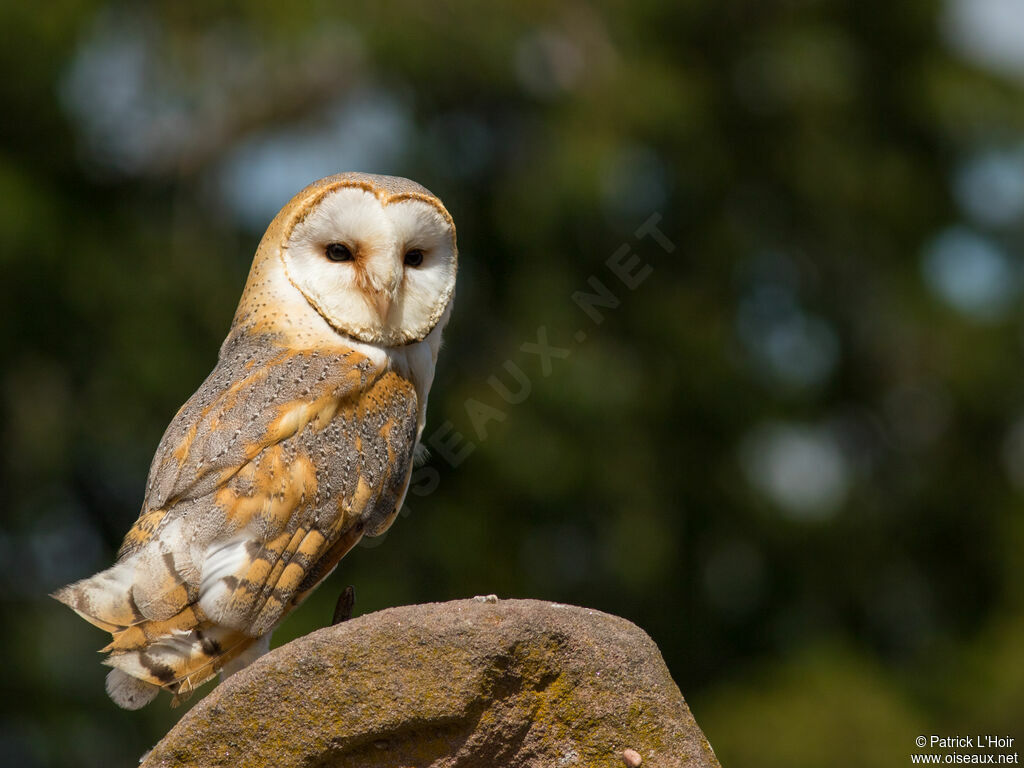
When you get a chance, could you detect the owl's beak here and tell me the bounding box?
[373,291,392,322]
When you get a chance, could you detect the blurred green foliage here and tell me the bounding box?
[2,0,1023,765]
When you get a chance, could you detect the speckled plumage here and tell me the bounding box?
[54,173,457,708]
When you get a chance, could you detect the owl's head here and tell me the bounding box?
[240,173,457,347]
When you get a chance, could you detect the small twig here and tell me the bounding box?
[331,585,355,625]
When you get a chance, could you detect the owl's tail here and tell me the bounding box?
[52,559,143,633]
[53,559,260,709]
[103,620,258,708]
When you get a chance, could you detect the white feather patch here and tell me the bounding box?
[198,535,252,624]
[97,558,137,591]
[105,669,159,710]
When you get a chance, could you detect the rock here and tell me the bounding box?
[140,599,720,768]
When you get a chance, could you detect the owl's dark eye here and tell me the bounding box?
[325,243,353,262]
[404,249,425,267]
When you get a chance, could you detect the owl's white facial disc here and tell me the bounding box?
[281,186,457,346]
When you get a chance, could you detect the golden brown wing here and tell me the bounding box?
[54,337,419,707]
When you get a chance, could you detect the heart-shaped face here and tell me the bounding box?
[279,178,457,346]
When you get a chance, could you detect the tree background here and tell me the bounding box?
[2,1,1023,765]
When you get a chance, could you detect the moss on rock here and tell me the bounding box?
[141,599,720,767]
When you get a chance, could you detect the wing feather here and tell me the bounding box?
[136,344,375,528]
[58,337,419,706]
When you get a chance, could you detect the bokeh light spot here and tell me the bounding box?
[954,147,1024,227]
[740,422,850,519]
[921,227,1018,323]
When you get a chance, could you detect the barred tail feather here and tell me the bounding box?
[104,622,259,706]
[56,561,264,709]
[51,560,140,632]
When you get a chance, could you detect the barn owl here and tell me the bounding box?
[53,173,457,709]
